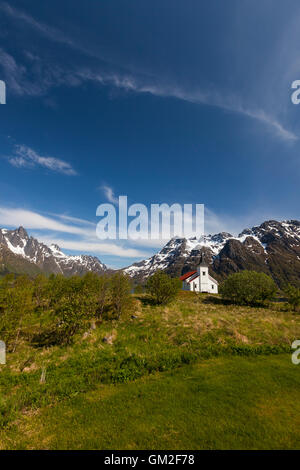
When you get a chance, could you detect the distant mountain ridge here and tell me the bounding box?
[0,227,107,277]
[124,220,300,287]
[1,221,300,287]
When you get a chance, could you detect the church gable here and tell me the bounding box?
[180,254,218,293]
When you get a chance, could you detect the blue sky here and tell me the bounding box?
[0,0,300,268]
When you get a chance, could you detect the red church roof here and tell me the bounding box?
[179,270,197,281]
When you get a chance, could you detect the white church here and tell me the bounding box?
[180,254,219,294]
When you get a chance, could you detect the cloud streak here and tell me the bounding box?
[0,204,291,264]
[0,2,78,50]
[67,69,299,142]
[37,237,147,258]
[0,206,148,258]
[133,83,298,142]
[0,2,297,142]
[8,144,77,175]
[0,207,91,236]
[100,184,119,205]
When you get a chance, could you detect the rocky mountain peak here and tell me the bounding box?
[16,226,29,239]
[124,219,300,287]
[209,232,233,243]
[50,244,63,253]
[0,227,108,277]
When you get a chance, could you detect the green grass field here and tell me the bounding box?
[1,292,300,449]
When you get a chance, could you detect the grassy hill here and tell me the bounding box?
[1,291,300,449]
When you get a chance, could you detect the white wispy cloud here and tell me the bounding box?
[0,46,85,97]
[37,237,147,258]
[0,1,126,70]
[0,207,91,236]
[8,144,77,175]
[230,106,298,143]
[0,206,148,258]
[134,84,298,142]
[0,48,32,96]
[49,213,96,227]
[100,184,119,205]
[0,2,297,142]
[0,2,78,50]
[72,70,298,142]
[0,204,293,263]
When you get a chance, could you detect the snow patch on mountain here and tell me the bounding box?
[0,227,107,276]
[124,220,300,279]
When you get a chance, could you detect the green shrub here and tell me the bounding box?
[110,273,132,319]
[33,274,49,311]
[146,271,181,305]
[220,270,277,306]
[0,274,34,350]
[51,276,94,344]
[285,284,300,312]
[134,285,144,294]
[82,272,111,319]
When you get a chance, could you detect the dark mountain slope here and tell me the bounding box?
[0,227,108,277]
[124,220,300,287]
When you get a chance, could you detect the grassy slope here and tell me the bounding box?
[1,292,300,449]
[3,355,300,450]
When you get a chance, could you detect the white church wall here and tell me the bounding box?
[181,266,219,294]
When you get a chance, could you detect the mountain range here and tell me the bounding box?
[0,227,107,277]
[124,220,300,287]
[0,220,300,287]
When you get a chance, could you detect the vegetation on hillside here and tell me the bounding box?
[285,284,300,312]
[219,271,277,306]
[0,270,299,449]
[146,271,181,304]
[0,272,132,350]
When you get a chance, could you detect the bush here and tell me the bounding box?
[110,273,132,319]
[50,276,94,345]
[146,271,181,305]
[285,284,300,312]
[134,285,144,295]
[0,270,137,349]
[0,274,34,351]
[220,270,277,306]
[82,272,110,319]
[33,274,49,311]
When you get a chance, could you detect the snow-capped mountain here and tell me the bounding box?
[0,227,107,276]
[124,232,233,278]
[1,221,300,286]
[124,220,300,287]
